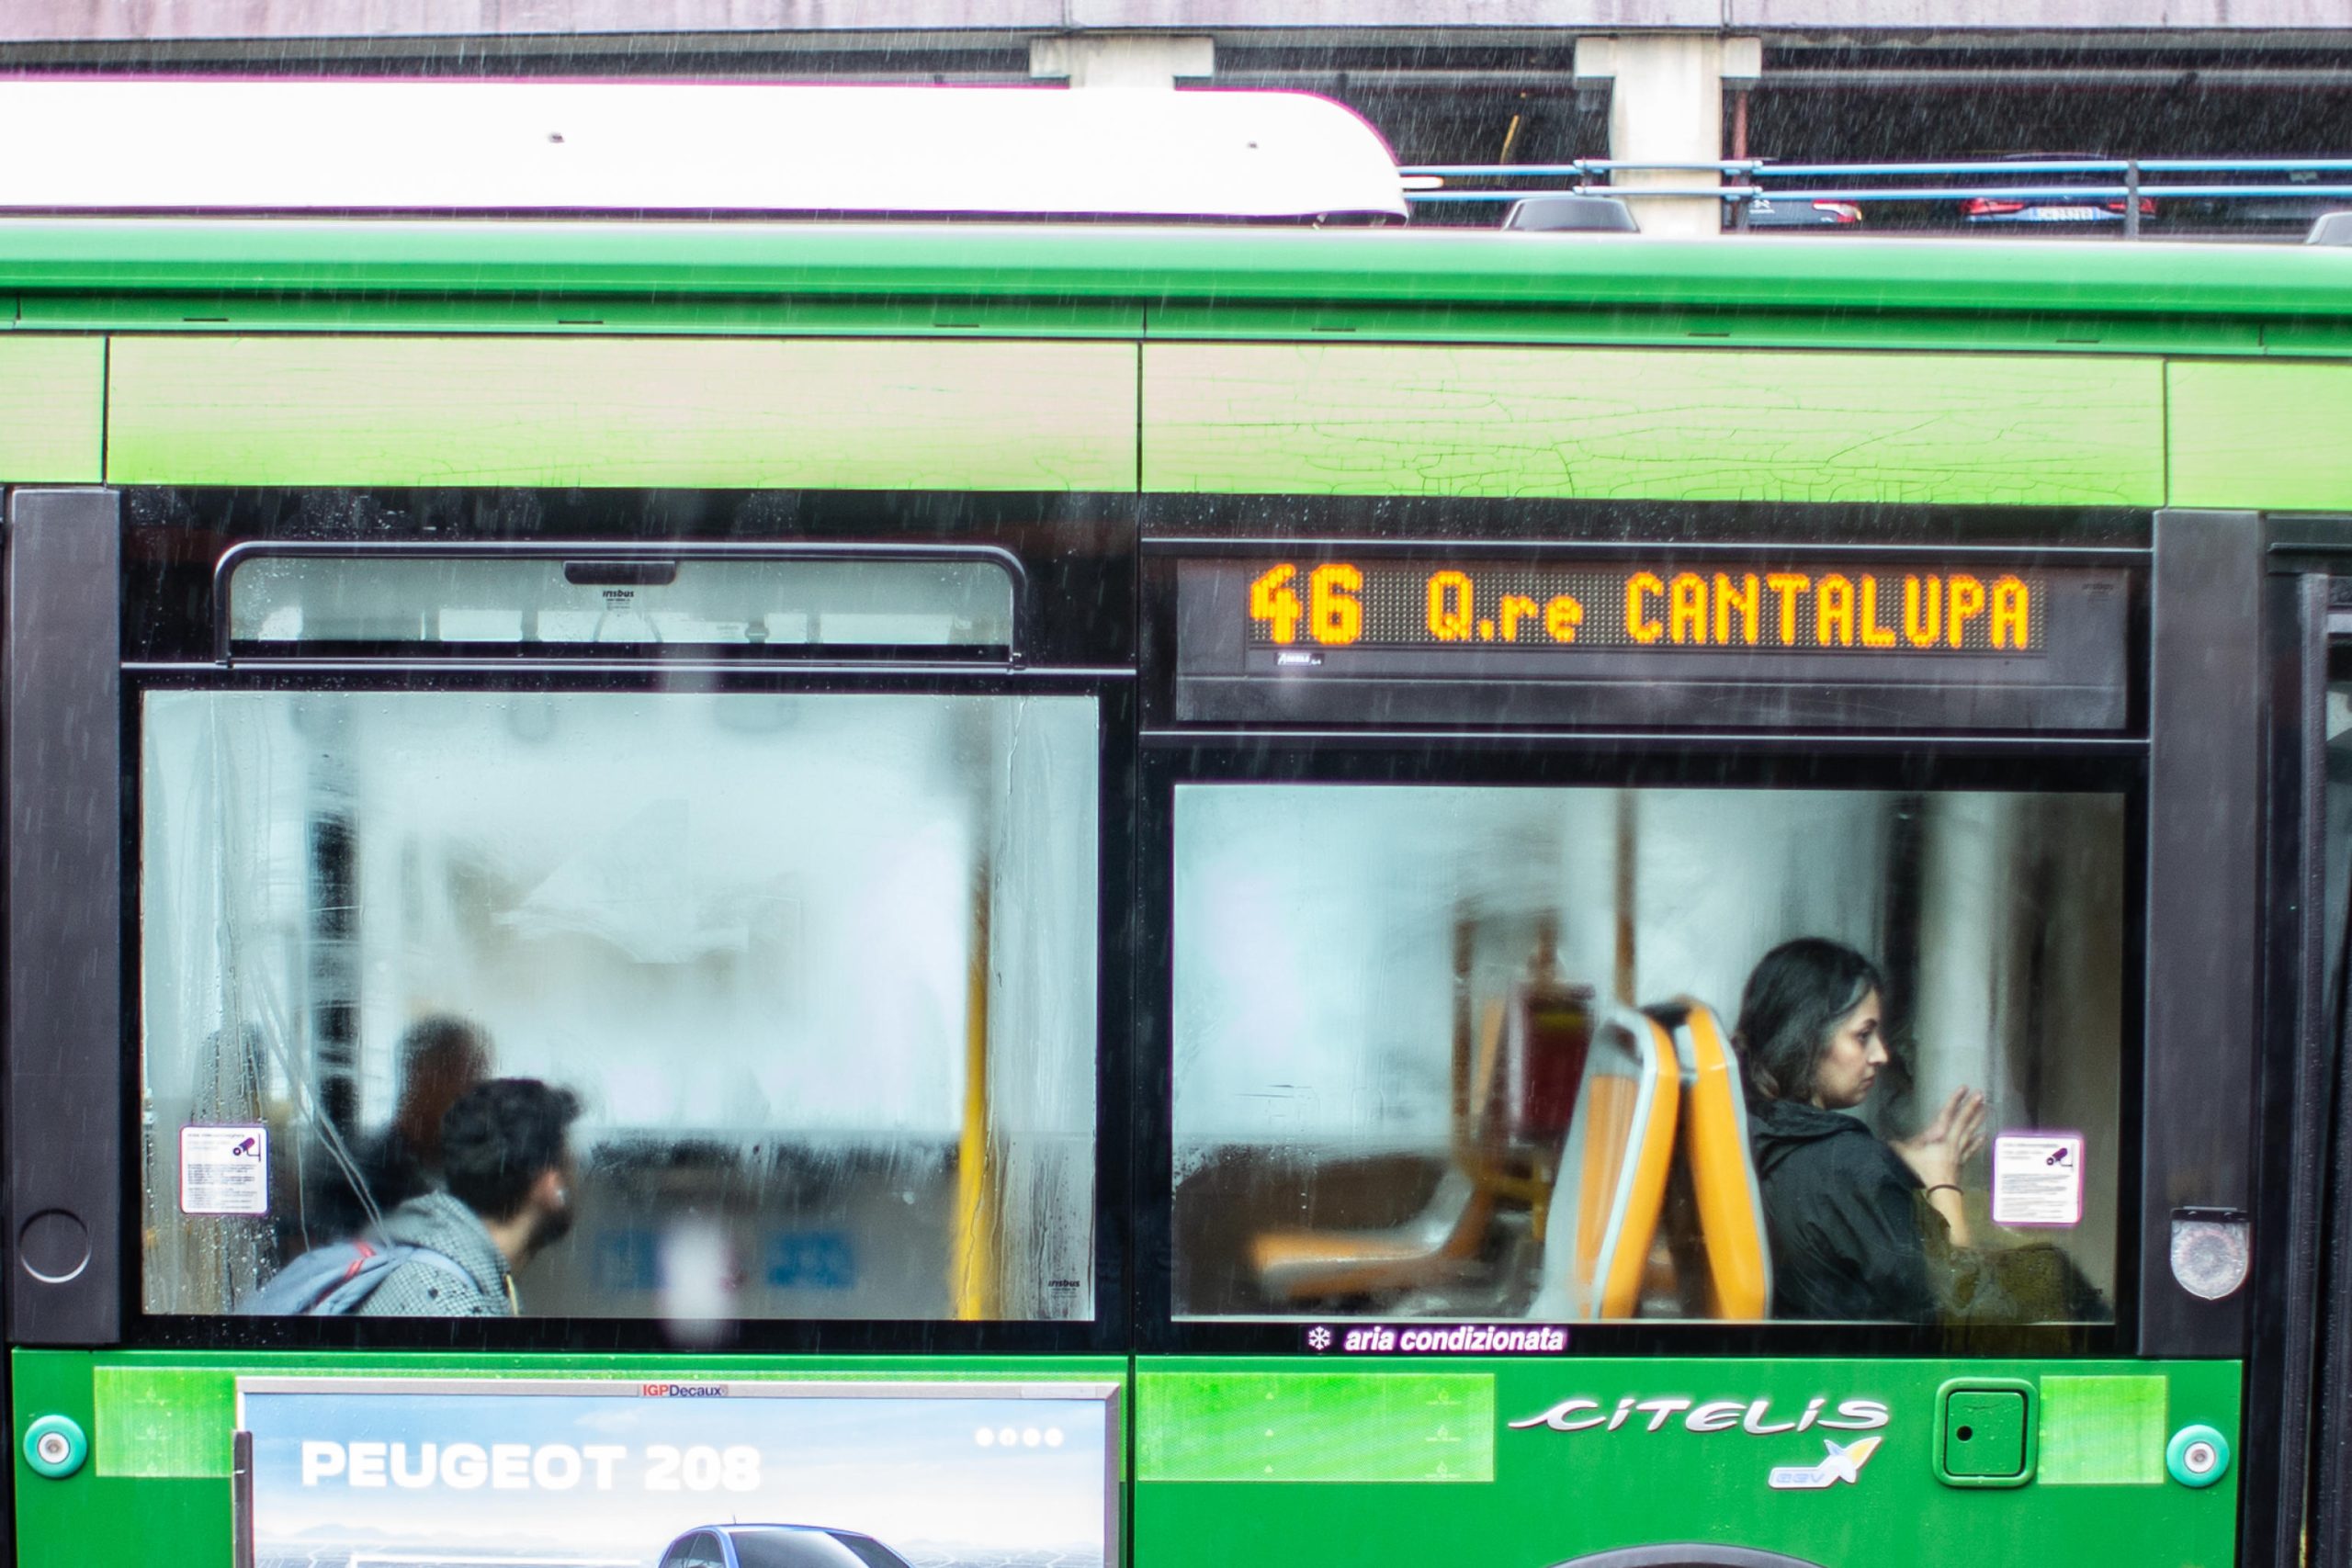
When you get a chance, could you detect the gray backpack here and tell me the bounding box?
[243,1237,470,1315]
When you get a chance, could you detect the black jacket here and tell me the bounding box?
[1749,1097,1945,1323]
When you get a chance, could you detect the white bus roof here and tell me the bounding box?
[0,78,1408,221]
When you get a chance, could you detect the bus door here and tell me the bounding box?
[1136,500,2258,1568]
[6,486,1132,1566]
[2260,514,2352,1568]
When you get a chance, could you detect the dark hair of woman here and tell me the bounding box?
[390,1014,492,1167]
[1734,937,1886,1107]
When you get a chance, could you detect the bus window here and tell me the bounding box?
[223,551,1019,652]
[1170,784,2122,1327]
[139,689,1099,1322]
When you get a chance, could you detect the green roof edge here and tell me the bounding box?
[0,220,2346,319]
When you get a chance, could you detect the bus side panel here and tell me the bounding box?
[104,336,1142,492]
[1139,344,2165,507]
[0,335,105,481]
[1135,1357,2238,1568]
[2168,361,2352,512]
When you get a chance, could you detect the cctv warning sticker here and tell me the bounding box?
[1992,1132,2083,1227]
[179,1124,268,1216]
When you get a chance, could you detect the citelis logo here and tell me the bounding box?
[1768,1435,1882,1490]
[1508,1395,1890,1436]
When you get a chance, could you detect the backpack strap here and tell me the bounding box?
[311,1238,481,1314]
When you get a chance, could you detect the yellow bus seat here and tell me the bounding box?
[1250,1168,1497,1302]
[1527,1004,1680,1320]
[1662,999,1772,1320]
[1251,979,1592,1307]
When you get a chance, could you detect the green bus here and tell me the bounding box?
[5,83,2352,1568]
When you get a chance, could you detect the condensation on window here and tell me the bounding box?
[140,688,1098,1322]
[1171,784,2123,1326]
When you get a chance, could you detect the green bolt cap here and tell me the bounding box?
[23,1414,86,1479]
[2166,1423,2231,1488]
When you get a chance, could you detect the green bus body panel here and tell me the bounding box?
[12,1349,1126,1561]
[1141,343,2165,505]
[105,335,1140,491]
[0,221,2346,322]
[1136,1357,2239,1568]
[2168,359,2352,512]
[1139,1369,1495,1483]
[15,1351,2238,1567]
[0,218,2344,504]
[68,330,2352,508]
[0,333,104,481]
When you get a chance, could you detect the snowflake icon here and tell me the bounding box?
[1306,1325,1334,1350]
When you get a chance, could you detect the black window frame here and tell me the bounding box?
[1134,738,2149,1359]
[2,487,2277,1370]
[124,661,1131,1354]
[209,536,1032,664]
[1131,495,2169,1359]
[8,485,1140,1357]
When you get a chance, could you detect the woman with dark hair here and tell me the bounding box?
[1737,937,1985,1322]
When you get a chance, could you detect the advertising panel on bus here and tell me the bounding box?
[235,1380,1120,1568]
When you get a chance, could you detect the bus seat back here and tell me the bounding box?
[1498,980,1595,1152]
[1671,1000,1773,1320]
[1536,1004,1680,1319]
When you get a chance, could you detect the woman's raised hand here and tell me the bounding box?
[1954,1089,1988,1167]
[1892,1086,1988,1191]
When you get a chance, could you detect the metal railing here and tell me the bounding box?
[1400,157,2352,237]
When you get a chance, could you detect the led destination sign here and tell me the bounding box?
[1244,562,2041,655]
[1170,552,2132,732]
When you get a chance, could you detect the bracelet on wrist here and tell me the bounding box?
[1926,1183,1962,1197]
